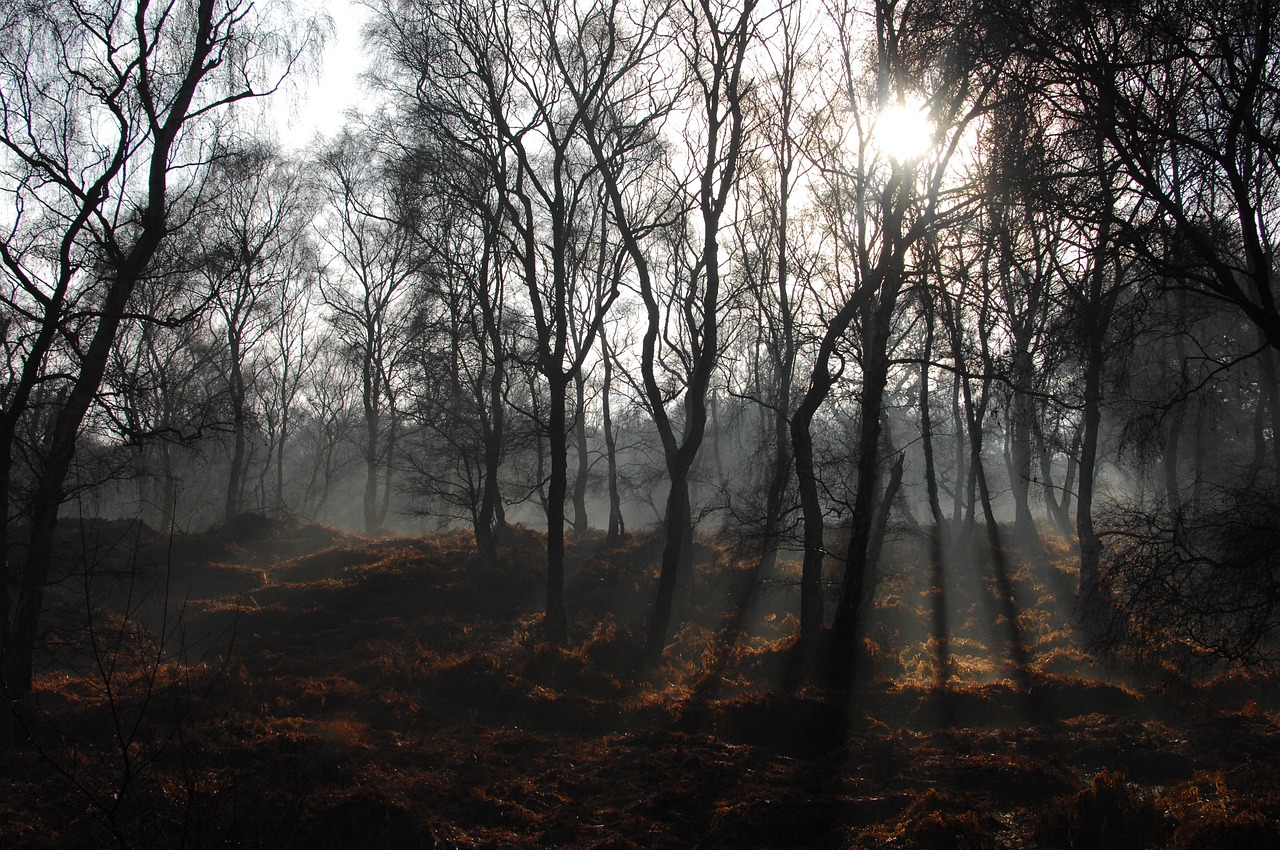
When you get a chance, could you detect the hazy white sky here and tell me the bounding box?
[275,0,372,150]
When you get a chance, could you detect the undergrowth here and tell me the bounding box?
[4,519,1279,849]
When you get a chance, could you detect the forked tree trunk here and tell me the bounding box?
[830,301,896,666]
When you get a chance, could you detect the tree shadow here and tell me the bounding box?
[980,521,1041,721]
[929,525,957,726]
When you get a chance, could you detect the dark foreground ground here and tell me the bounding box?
[3,517,1279,849]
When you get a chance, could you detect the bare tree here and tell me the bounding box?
[198,143,314,524]
[314,133,420,535]
[296,336,362,521]
[564,0,758,658]
[723,0,823,576]
[104,265,222,530]
[786,0,1001,666]
[0,0,321,705]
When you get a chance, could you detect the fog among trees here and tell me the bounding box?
[4,0,1280,702]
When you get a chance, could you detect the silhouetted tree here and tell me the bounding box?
[0,0,321,706]
[314,133,421,535]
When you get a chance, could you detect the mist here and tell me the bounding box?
[4,0,1280,845]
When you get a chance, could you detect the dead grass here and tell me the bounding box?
[6,520,1280,849]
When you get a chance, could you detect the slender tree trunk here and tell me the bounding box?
[1164,404,1184,514]
[951,357,968,529]
[1077,214,1115,607]
[363,394,380,535]
[709,391,724,483]
[544,374,570,642]
[534,400,549,518]
[277,397,291,512]
[1008,347,1038,544]
[791,404,826,641]
[477,271,507,562]
[160,443,177,531]
[647,469,693,655]
[830,305,895,661]
[601,331,623,540]
[869,446,905,562]
[224,343,247,525]
[1061,430,1079,525]
[1034,418,1071,535]
[476,390,502,565]
[759,398,792,575]
[920,304,947,538]
[1077,354,1104,603]
[881,412,920,533]
[572,371,590,535]
[377,410,397,529]
[788,272,878,643]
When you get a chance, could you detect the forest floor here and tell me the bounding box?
[3,515,1280,849]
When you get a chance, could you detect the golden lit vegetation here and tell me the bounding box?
[5,520,1279,848]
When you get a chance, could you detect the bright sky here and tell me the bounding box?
[275,0,371,151]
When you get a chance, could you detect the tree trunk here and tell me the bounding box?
[788,280,877,643]
[4,255,152,699]
[476,384,503,564]
[363,395,380,536]
[477,264,507,562]
[224,341,247,525]
[1077,214,1115,607]
[830,305,895,663]
[601,331,624,540]
[951,357,969,530]
[1191,395,1209,510]
[646,469,692,657]
[1163,404,1184,515]
[544,375,570,642]
[1008,347,1039,544]
[572,371,590,536]
[277,403,290,513]
[377,410,397,529]
[1034,417,1071,536]
[791,405,826,641]
[920,296,947,540]
[1077,352,1103,604]
[759,396,792,575]
[866,451,905,584]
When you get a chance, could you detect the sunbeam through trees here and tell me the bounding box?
[3,0,1280,846]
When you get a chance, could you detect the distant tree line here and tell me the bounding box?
[3,0,1279,702]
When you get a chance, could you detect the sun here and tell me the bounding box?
[876,97,934,164]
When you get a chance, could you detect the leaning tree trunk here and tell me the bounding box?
[4,247,157,700]
[789,279,876,643]
[829,303,896,668]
